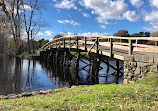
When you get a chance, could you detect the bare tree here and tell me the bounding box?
[0,0,23,54]
[21,0,42,53]
[1,0,45,55]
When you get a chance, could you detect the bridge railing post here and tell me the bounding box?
[76,36,79,49]
[63,38,65,48]
[129,39,133,55]
[96,37,99,54]
[136,39,138,48]
[59,39,61,48]
[48,42,50,49]
[56,40,57,48]
[155,41,157,46]
[69,37,71,50]
[84,37,87,51]
[110,38,113,57]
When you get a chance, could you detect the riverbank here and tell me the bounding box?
[0,51,40,60]
[0,73,157,110]
[16,51,40,60]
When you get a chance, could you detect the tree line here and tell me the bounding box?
[114,30,158,37]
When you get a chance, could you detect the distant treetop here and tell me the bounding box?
[151,31,158,37]
[114,30,129,37]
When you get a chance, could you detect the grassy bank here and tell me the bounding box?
[0,74,158,111]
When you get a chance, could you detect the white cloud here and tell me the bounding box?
[100,25,106,29]
[149,0,158,8]
[129,0,143,8]
[82,32,110,36]
[143,10,158,31]
[57,20,80,26]
[45,31,53,36]
[80,0,129,24]
[123,11,140,22]
[21,29,44,40]
[144,11,158,22]
[34,32,44,40]
[38,32,44,36]
[78,9,90,18]
[82,13,90,18]
[52,0,57,2]
[54,0,77,9]
[59,32,110,36]
[60,32,74,36]
[21,4,32,11]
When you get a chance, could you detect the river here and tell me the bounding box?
[0,56,124,95]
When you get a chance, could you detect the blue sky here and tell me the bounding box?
[38,0,158,39]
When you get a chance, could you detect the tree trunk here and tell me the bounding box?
[27,32,31,54]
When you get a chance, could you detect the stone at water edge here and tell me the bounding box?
[32,91,40,96]
[21,92,32,97]
[71,86,80,89]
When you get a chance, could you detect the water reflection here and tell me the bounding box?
[0,57,71,95]
[0,56,123,95]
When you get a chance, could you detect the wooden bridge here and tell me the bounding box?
[40,35,158,84]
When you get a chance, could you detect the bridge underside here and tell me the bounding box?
[40,48,124,85]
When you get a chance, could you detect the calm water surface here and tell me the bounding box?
[0,57,123,95]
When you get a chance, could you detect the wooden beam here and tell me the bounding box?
[100,58,123,75]
[129,39,133,55]
[116,59,119,84]
[110,38,113,57]
[56,40,57,48]
[155,41,157,46]
[63,38,65,48]
[59,39,61,48]
[69,37,71,50]
[96,37,99,54]
[76,36,79,49]
[81,64,91,70]
[85,37,87,51]
[136,39,138,48]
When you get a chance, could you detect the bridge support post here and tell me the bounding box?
[71,57,79,85]
[110,38,113,57]
[116,59,120,84]
[63,51,67,79]
[76,52,80,85]
[90,58,98,84]
[90,37,100,84]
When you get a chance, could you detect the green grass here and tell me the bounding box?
[0,74,158,111]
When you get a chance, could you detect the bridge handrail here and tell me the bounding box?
[41,35,158,56]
